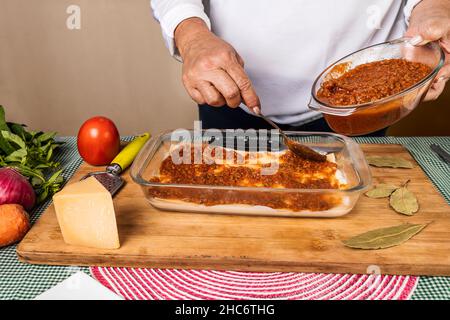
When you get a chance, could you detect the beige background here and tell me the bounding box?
[0,0,449,136]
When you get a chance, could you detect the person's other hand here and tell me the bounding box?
[175,18,260,110]
[406,0,450,101]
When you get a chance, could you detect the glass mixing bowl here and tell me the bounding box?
[308,37,445,136]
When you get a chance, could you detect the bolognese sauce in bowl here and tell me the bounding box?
[309,38,445,136]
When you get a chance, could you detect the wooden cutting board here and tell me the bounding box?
[17,144,450,276]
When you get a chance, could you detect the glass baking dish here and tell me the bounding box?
[130,130,371,218]
[308,37,445,136]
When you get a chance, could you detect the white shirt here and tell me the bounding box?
[151,0,422,125]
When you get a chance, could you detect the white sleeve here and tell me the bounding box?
[403,0,423,24]
[150,0,211,59]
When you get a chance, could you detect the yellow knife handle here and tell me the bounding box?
[111,133,151,171]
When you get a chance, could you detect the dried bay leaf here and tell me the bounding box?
[365,184,398,198]
[343,223,428,250]
[366,156,414,169]
[390,186,419,215]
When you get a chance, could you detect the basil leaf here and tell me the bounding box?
[31,176,43,187]
[47,169,63,185]
[0,133,15,154]
[37,131,57,143]
[1,130,26,150]
[1,106,65,204]
[46,147,53,162]
[7,122,28,141]
[0,106,10,132]
[12,164,44,180]
[4,149,27,162]
[34,163,51,169]
[37,189,49,203]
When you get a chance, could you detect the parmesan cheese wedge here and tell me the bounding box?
[53,176,120,249]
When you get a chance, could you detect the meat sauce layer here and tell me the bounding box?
[148,145,343,212]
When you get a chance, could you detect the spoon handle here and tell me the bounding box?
[252,107,289,142]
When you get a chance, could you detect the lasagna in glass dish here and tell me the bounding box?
[131,130,371,218]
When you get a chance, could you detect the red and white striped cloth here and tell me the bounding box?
[90,267,418,300]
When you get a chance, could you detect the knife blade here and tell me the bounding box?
[430,144,450,164]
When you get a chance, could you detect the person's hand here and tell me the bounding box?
[406,0,450,101]
[175,18,260,110]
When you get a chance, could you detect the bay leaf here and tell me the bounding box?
[342,223,428,250]
[389,187,419,215]
[366,156,414,169]
[365,184,398,198]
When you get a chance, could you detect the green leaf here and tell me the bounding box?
[1,130,26,150]
[35,169,64,204]
[7,122,28,140]
[0,106,10,132]
[46,146,53,161]
[27,130,39,141]
[366,156,414,169]
[12,165,45,183]
[390,186,419,216]
[365,184,398,198]
[37,189,49,203]
[4,148,27,162]
[343,223,428,250]
[37,131,57,143]
[31,176,43,187]
[40,140,52,153]
[0,105,64,204]
[34,163,51,169]
[47,169,63,185]
[0,133,15,154]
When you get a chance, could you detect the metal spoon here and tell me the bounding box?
[253,108,327,162]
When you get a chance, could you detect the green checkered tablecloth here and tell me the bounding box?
[0,136,449,300]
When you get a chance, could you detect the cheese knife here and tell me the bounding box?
[81,133,151,196]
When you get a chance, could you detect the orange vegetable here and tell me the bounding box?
[0,204,30,247]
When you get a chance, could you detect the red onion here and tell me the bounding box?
[0,168,36,210]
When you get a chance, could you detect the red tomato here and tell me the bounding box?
[77,116,120,166]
